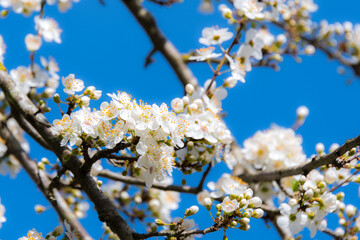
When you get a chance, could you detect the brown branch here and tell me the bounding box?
[133,221,223,239]
[98,169,200,194]
[0,122,91,239]
[120,0,198,87]
[0,71,135,240]
[239,134,360,183]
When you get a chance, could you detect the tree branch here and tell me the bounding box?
[0,122,91,239]
[98,169,200,194]
[0,71,135,240]
[120,0,198,87]
[239,134,360,183]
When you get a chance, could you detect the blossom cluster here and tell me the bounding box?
[239,125,307,171]
[197,174,264,232]
[18,222,76,240]
[0,0,79,15]
[51,74,233,187]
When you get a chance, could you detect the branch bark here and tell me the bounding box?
[0,122,91,239]
[121,0,198,87]
[0,71,135,240]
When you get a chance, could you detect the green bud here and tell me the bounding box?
[155,219,165,226]
[182,178,187,185]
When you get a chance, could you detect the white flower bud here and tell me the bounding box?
[134,195,142,204]
[43,88,56,98]
[92,90,102,100]
[305,189,314,199]
[41,157,49,164]
[171,98,184,113]
[276,34,287,44]
[299,175,307,184]
[194,99,203,109]
[289,198,298,206]
[75,138,83,147]
[85,86,96,94]
[244,188,253,199]
[345,204,357,218]
[240,199,248,208]
[185,205,199,216]
[80,96,90,107]
[296,106,309,120]
[339,218,346,226]
[204,198,212,206]
[188,103,198,112]
[224,77,237,88]
[240,217,250,225]
[34,204,46,213]
[249,197,262,208]
[304,45,315,55]
[120,191,129,200]
[182,96,190,105]
[334,227,345,236]
[252,208,264,218]
[25,33,42,51]
[316,143,325,154]
[185,84,195,95]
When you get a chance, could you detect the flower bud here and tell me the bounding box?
[204,198,212,209]
[171,98,184,113]
[80,96,90,107]
[155,219,165,226]
[85,86,95,95]
[230,221,237,227]
[296,106,309,121]
[53,93,61,104]
[252,208,264,218]
[304,45,315,55]
[53,225,64,236]
[35,204,46,213]
[345,204,357,218]
[134,195,142,204]
[185,84,195,95]
[97,180,103,187]
[316,143,325,154]
[194,99,203,109]
[249,197,262,208]
[188,103,198,112]
[239,217,250,225]
[299,175,307,184]
[185,205,199,217]
[276,34,287,44]
[182,96,190,105]
[120,191,129,201]
[305,189,314,199]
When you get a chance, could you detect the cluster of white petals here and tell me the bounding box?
[240,126,306,170]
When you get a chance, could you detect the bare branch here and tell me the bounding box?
[98,169,200,194]
[120,0,198,87]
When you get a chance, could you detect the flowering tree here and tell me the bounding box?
[0,0,360,239]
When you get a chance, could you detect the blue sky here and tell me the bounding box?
[1,0,360,239]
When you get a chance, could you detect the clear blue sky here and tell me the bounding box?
[0,0,360,239]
